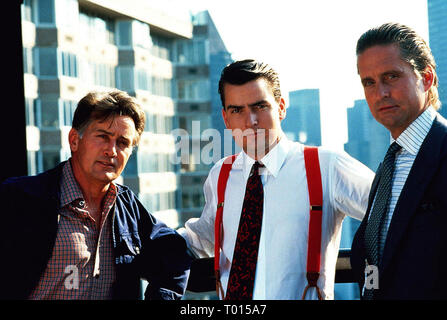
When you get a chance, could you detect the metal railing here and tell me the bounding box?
[186,249,354,292]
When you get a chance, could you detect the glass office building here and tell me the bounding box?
[428,0,447,118]
[20,0,194,228]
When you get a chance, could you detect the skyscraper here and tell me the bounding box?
[344,99,389,171]
[174,10,232,225]
[283,89,321,146]
[20,0,194,228]
[428,0,447,118]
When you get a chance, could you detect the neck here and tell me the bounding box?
[70,159,109,208]
[245,134,283,160]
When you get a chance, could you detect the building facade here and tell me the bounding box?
[428,0,447,118]
[20,0,193,228]
[174,10,233,225]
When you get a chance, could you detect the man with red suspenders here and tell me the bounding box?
[178,59,374,300]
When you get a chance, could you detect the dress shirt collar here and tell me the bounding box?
[392,106,436,156]
[237,135,292,182]
[60,159,85,208]
[60,159,117,209]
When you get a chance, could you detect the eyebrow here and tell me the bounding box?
[96,129,132,142]
[95,129,113,135]
[226,100,270,110]
[248,99,270,107]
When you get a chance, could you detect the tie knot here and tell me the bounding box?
[250,161,264,176]
[387,142,402,156]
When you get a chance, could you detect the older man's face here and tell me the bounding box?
[357,44,433,139]
[69,115,136,187]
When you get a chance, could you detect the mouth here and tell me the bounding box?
[378,105,399,112]
[97,161,115,170]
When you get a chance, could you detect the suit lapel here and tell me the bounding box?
[380,117,447,274]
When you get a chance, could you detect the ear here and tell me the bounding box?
[221,107,230,128]
[278,97,286,121]
[68,128,80,153]
[422,65,434,92]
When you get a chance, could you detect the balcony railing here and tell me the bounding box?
[186,249,355,292]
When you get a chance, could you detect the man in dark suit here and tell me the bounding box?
[351,22,447,300]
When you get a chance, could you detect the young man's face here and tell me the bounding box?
[221,78,286,159]
[357,43,433,139]
[69,115,136,188]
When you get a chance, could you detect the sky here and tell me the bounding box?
[154,0,429,149]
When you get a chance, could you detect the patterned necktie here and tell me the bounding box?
[363,142,401,299]
[225,161,264,300]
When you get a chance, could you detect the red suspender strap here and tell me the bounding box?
[302,146,324,300]
[214,154,238,298]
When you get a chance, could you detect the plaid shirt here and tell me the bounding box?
[29,160,117,300]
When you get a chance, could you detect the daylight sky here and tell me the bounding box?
[152,0,429,149]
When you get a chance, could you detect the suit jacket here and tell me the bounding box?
[351,114,447,300]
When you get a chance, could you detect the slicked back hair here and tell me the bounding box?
[356,22,441,110]
[218,59,282,108]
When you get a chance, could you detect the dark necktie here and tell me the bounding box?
[363,142,401,299]
[225,161,264,300]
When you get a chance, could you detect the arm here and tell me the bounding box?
[131,197,192,300]
[329,150,375,220]
[177,168,219,258]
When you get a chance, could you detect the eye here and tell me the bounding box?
[118,139,131,148]
[362,79,375,87]
[230,108,242,114]
[386,73,398,81]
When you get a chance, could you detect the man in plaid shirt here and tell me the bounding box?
[0,90,191,300]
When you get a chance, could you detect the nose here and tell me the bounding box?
[377,81,391,99]
[104,141,118,158]
[245,110,258,128]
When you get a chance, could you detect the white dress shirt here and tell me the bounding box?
[179,137,374,299]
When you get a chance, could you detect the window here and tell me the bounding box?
[23,47,34,74]
[39,98,59,128]
[175,40,208,65]
[151,34,173,60]
[136,68,150,91]
[144,112,155,132]
[36,0,55,25]
[39,150,60,172]
[27,151,38,176]
[116,66,134,92]
[116,21,131,46]
[61,99,77,127]
[177,79,210,101]
[60,51,78,78]
[25,98,40,127]
[37,48,57,77]
[79,10,115,45]
[151,76,172,97]
[21,0,34,23]
[122,152,138,175]
[79,59,115,88]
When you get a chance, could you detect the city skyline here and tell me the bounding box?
[160,0,429,149]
